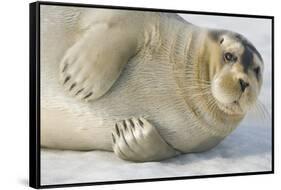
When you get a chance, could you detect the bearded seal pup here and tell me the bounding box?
[40,6,264,162]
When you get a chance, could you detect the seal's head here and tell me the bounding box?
[208,30,263,116]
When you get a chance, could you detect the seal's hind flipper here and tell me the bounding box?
[112,117,179,162]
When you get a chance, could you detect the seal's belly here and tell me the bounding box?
[42,42,224,152]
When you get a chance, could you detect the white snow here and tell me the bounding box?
[41,12,272,185]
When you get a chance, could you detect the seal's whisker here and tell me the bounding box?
[247,100,270,127]
[186,81,211,86]
[173,74,212,84]
[189,92,212,98]
[182,84,211,89]
[181,87,211,92]
[207,99,219,120]
[182,90,212,96]
[205,98,216,109]
[251,103,263,119]
[256,100,271,120]
[190,90,212,95]
[185,85,211,89]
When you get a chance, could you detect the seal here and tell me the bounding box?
[40,7,264,162]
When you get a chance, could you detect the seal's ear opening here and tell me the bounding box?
[208,29,228,44]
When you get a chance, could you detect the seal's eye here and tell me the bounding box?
[224,52,237,62]
[254,67,260,78]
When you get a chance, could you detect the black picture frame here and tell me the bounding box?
[29,1,274,189]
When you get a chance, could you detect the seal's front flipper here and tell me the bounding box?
[59,23,139,101]
[112,117,179,162]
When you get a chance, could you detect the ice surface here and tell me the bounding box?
[41,12,272,185]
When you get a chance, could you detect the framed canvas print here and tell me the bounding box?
[29,1,274,188]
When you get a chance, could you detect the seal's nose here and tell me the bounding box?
[239,79,249,92]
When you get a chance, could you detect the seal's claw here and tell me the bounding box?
[111,133,116,144]
[114,123,120,137]
[112,117,178,162]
